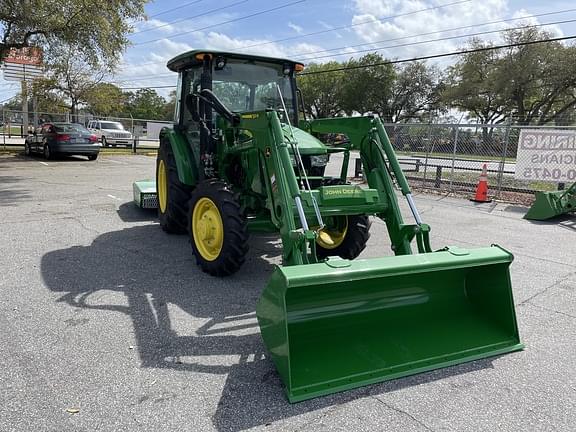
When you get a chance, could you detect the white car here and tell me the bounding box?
[87,120,134,147]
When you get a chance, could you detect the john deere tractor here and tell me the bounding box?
[134,50,522,402]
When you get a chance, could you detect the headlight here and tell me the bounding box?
[310,154,329,167]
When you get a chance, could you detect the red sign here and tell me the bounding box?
[3,47,43,66]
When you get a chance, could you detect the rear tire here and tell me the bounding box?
[24,141,31,156]
[189,180,248,276]
[316,215,371,260]
[101,136,107,147]
[88,154,98,161]
[156,138,191,234]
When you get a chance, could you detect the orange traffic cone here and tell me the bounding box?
[470,163,492,203]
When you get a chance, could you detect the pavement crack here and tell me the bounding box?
[518,271,576,306]
[371,396,435,432]
[524,302,576,320]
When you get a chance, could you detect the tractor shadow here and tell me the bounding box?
[41,223,498,431]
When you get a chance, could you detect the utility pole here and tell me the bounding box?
[21,79,29,138]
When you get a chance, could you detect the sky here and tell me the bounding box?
[1,0,576,103]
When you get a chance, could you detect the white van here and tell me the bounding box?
[87,120,134,147]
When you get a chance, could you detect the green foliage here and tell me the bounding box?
[85,83,126,116]
[297,62,345,118]
[125,88,167,120]
[443,27,576,125]
[0,0,148,68]
[340,53,395,116]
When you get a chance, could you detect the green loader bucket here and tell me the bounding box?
[524,189,575,221]
[257,246,523,402]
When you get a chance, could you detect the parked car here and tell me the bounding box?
[87,120,133,147]
[24,122,100,160]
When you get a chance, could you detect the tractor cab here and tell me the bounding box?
[167,50,330,182]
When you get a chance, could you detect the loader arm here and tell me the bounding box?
[305,115,431,255]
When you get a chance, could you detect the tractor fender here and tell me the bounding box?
[160,127,198,186]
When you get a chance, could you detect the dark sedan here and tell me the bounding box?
[25,122,101,160]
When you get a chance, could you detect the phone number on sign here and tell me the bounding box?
[522,167,576,180]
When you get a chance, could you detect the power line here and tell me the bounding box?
[118,5,575,73]
[132,0,250,35]
[147,0,207,20]
[240,0,472,49]
[298,35,576,75]
[119,85,176,90]
[295,7,576,60]
[297,18,576,62]
[134,0,306,46]
[112,35,576,90]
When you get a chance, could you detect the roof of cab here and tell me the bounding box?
[166,49,304,72]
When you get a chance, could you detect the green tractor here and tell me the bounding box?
[134,50,522,402]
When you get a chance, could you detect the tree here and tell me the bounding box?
[125,88,167,120]
[442,38,509,126]
[0,0,148,67]
[443,27,576,126]
[498,27,576,125]
[84,83,125,117]
[297,62,345,118]
[33,45,106,120]
[384,62,444,123]
[339,53,395,116]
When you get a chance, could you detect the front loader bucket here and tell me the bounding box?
[524,190,573,220]
[257,246,522,402]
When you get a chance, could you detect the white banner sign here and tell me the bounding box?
[515,129,576,183]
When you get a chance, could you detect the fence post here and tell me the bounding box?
[449,125,459,192]
[435,166,442,188]
[422,121,433,187]
[496,117,511,199]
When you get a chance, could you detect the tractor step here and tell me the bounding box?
[133,180,158,209]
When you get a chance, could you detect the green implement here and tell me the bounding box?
[134,49,523,402]
[258,246,521,402]
[524,182,576,220]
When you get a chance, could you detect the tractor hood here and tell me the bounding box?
[283,125,327,155]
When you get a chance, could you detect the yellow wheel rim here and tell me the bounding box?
[317,216,348,250]
[192,197,224,261]
[157,159,168,213]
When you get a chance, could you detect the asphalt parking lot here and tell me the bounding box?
[1,152,575,432]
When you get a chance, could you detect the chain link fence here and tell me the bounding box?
[384,122,574,202]
[2,110,573,204]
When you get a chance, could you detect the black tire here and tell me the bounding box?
[188,180,248,276]
[316,215,371,260]
[101,136,107,147]
[24,141,31,156]
[43,142,52,160]
[156,138,191,234]
[88,154,98,161]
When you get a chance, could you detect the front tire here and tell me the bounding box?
[43,143,52,160]
[189,180,248,276]
[316,215,371,260]
[88,154,98,161]
[101,136,107,147]
[24,141,31,156]
[156,138,191,234]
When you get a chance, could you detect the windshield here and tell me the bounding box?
[100,122,124,130]
[55,124,90,133]
[211,61,296,124]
